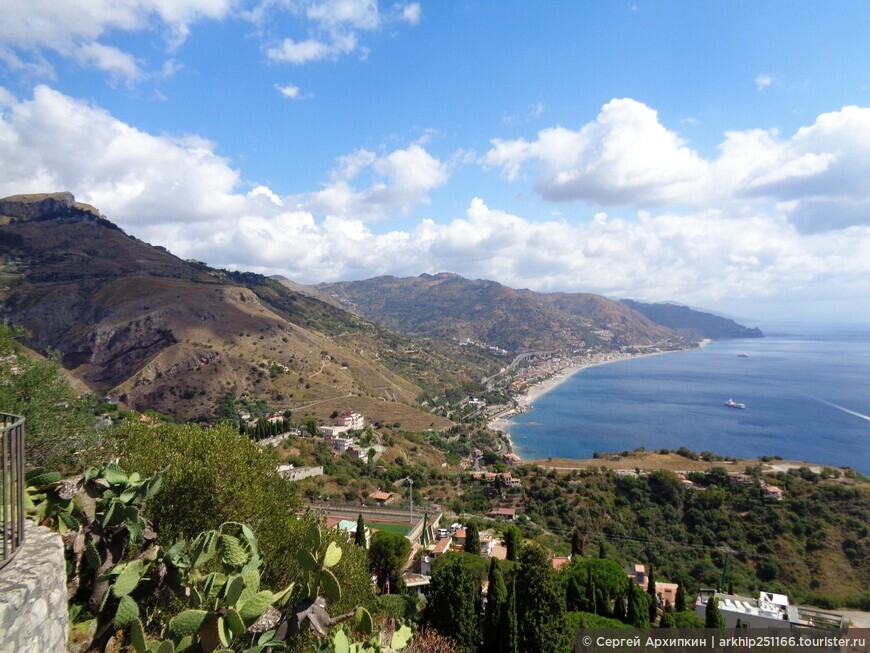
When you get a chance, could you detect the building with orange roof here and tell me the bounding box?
[551,556,571,570]
[368,490,395,506]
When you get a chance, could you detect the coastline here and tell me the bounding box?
[489,340,711,457]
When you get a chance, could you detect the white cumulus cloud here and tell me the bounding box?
[1,86,869,322]
[0,0,421,81]
[399,3,421,25]
[263,0,420,65]
[0,0,234,81]
[484,99,709,206]
[0,85,245,226]
[484,99,870,233]
[266,32,358,64]
[305,142,450,218]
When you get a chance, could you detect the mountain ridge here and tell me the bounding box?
[621,298,764,340]
[317,273,762,354]
[0,194,488,424]
[1,192,762,423]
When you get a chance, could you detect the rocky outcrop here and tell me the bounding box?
[0,192,102,222]
[78,317,178,385]
[132,349,221,387]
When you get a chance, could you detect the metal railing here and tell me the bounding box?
[1,413,25,571]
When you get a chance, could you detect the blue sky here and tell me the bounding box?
[2,1,870,323]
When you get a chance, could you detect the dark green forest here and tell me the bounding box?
[519,464,869,609]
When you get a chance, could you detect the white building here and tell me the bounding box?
[337,411,365,430]
[328,437,354,452]
[319,425,350,438]
[695,589,845,631]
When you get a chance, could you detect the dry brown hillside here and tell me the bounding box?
[0,193,478,422]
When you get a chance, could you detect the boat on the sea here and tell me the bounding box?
[738,353,750,358]
[725,398,747,409]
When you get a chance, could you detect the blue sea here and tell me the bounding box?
[508,326,870,474]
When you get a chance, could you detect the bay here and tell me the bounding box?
[508,326,870,474]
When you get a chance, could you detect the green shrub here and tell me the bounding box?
[566,611,631,629]
[801,593,843,610]
[845,592,870,611]
[375,594,419,621]
[673,610,705,628]
[111,422,298,577]
[112,421,375,633]
[0,322,100,472]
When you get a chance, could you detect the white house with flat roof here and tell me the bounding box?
[338,411,365,429]
[695,589,845,631]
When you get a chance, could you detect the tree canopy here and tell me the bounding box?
[484,558,508,651]
[463,522,480,555]
[516,544,572,653]
[503,524,521,562]
[368,530,411,594]
[424,553,481,653]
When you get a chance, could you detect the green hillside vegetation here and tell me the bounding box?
[519,464,870,608]
[0,322,101,472]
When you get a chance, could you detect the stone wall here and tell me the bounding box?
[277,464,323,481]
[0,521,67,653]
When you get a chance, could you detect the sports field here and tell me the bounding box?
[366,520,412,535]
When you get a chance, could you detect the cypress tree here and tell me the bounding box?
[595,587,608,617]
[587,580,598,615]
[424,554,481,653]
[502,577,518,653]
[627,579,650,628]
[516,544,572,653]
[484,558,507,651]
[583,565,595,613]
[675,583,686,612]
[503,525,521,562]
[566,574,583,612]
[571,529,584,556]
[647,566,658,624]
[613,589,626,622]
[598,542,607,559]
[354,514,367,549]
[659,603,676,629]
[463,523,480,555]
[705,596,726,629]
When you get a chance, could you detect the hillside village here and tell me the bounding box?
[241,399,865,629]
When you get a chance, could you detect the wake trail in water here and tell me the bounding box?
[798,392,870,422]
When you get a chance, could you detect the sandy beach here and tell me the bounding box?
[489,340,711,456]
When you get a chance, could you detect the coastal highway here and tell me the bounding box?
[484,349,559,390]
